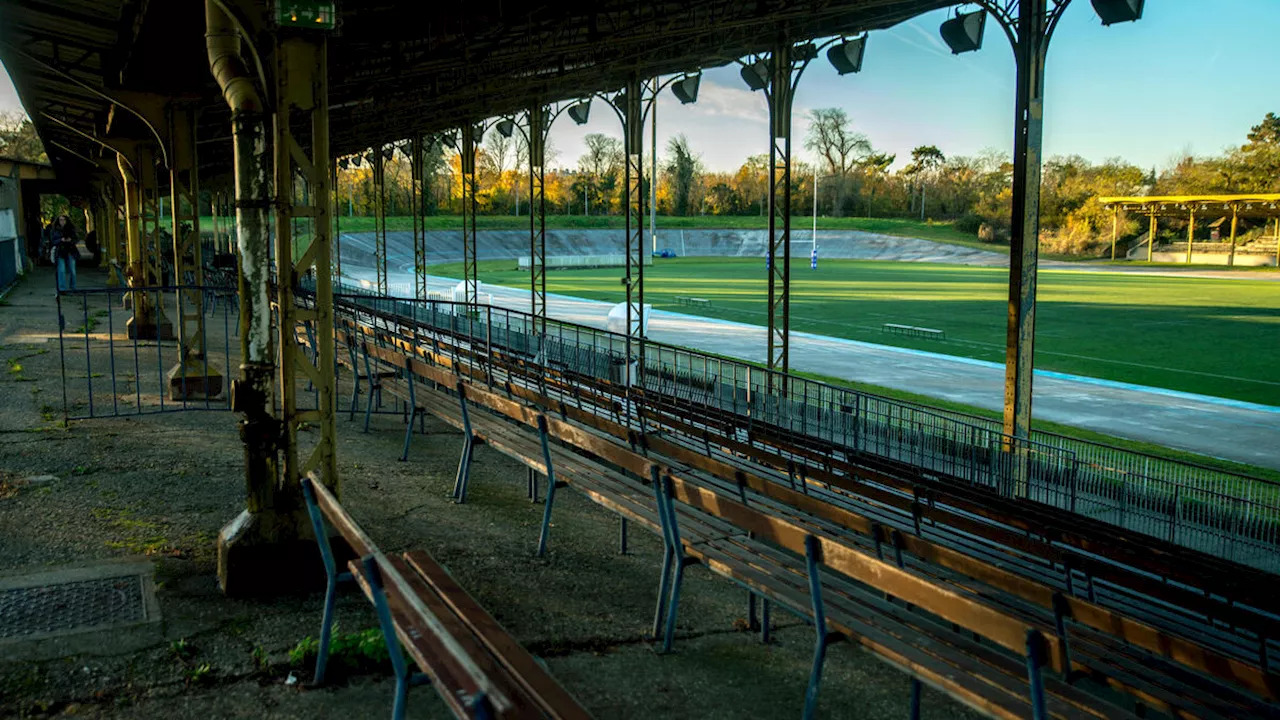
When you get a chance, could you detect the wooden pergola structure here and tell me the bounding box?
[1099,193,1280,265]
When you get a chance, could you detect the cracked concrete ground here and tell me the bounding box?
[0,268,977,719]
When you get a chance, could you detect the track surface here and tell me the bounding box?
[336,230,1280,471]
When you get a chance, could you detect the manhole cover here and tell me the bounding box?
[0,561,159,646]
[0,575,146,640]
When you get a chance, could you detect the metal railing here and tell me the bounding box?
[55,286,239,419]
[327,285,1280,572]
[59,278,1278,570]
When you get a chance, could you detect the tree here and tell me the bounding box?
[860,151,895,217]
[1231,112,1280,192]
[577,134,622,214]
[733,154,769,216]
[804,108,872,216]
[419,137,448,215]
[904,145,945,219]
[664,134,702,216]
[0,112,47,163]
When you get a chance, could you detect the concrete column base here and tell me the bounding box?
[216,509,346,597]
[126,315,175,341]
[167,361,224,400]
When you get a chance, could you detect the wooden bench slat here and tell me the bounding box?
[382,555,548,719]
[405,551,595,720]
[347,557,507,718]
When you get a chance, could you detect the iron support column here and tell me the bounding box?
[766,40,794,387]
[1228,204,1238,267]
[211,0,337,594]
[373,145,388,296]
[461,125,479,306]
[529,105,548,336]
[332,173,342,285]
[128,144,173,340]
[649,77,658,255]
[411,135,427,299]
[1186,209,1195,264]
[272,33,337,498]
[168,103,220,399]
[1002,0,1048,450]
[624,75,645,379]
[1148,212,1156,262]
[119,156,143,299]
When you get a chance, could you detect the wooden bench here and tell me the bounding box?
[324,298,1278,719]
[674,295,710,309]
[300,475,593,720]
[882,323,945,340]
[335,331,1113,720]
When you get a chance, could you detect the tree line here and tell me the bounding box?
[7,107,1279,257]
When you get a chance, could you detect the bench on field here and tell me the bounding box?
[674,295,710,309]
[300,475,592,720]
[882,323,945,340]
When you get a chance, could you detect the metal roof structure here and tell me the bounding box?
[0,157,56,181]
[0,0,951,194]
[1099,194,1280,218]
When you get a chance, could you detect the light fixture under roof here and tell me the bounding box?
[1092,0,1144,25]
[740,59,770,91]
[827,36,867,75]
[671,74,701,104]
[567,99,591,125]
[940,10,986,54]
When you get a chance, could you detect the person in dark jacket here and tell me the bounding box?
[51,215,78,293]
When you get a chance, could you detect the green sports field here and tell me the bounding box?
[436,257,1280,406]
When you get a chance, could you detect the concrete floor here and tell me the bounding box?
[345,268,1280,472]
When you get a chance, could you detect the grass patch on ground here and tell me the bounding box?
[436,256,1280,406]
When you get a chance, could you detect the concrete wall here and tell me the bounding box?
[335,228,1010,275]
[1148,251,1278,267]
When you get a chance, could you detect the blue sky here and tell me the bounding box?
[3,2,1277,173]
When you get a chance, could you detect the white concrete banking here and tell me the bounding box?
[391,272,1280,472]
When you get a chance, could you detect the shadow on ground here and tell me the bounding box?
[0,269,976,719]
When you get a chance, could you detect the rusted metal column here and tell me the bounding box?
[208,0,285,595]
[118,156,142,304]
[124,144,172,340]
[1228,205,1238,267]
[1002,0,1048,453]
[168,103,220,399]
[411,134,427,300]
[460,125,479,305]
[272,33,337,499]
[1148,212,1156,262]
[1110,207,1118,261]
[623,76,645,381]
[1186,208,1195,264]
[529,105,548,337]
[373,145,388,296]
[766,39,793,389]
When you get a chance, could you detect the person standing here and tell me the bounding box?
[51,215,78,293]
